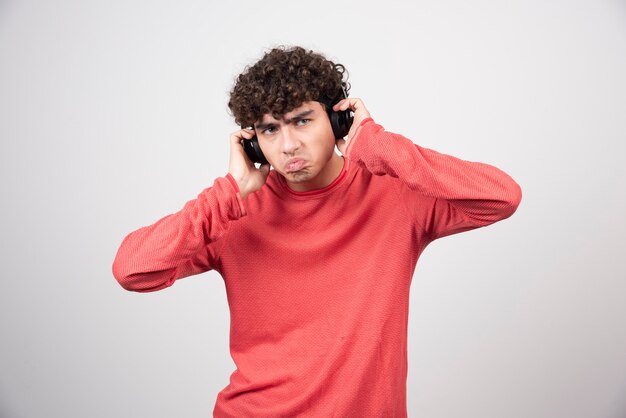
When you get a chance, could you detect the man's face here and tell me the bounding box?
[254,101,344,192]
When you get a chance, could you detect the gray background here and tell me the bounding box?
[1,0,625,417]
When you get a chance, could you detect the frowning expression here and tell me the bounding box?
[254,101,344,192]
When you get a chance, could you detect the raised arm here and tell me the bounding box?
[112,127,271,292]
[336,103,521,241]
[111,174,246,292]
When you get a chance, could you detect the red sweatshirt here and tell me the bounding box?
[112,118,522,417]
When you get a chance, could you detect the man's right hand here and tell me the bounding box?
[228,128,271,199]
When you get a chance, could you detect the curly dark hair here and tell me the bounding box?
[228,45,350,127]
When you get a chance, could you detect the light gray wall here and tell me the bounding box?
[1,0,625,417]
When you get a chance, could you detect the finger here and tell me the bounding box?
[230,128,256,144]
[334,98,353,111]
[229,131,243,145]
[332,99,348,111]
[339,99,364,113]
[240,127,256,140]
[232,127,255,137]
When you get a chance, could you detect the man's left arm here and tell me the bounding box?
[334,99,522,241]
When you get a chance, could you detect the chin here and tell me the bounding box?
[285,169,313,183]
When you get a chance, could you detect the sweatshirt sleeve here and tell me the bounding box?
[111,174,247,292]
[345,118,522,241]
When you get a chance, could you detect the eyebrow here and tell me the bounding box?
[255,109,315,131]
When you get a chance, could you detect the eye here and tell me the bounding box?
[296,118,310,126]
[262,126,276,135]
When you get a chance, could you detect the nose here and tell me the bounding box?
[280,125,301,155]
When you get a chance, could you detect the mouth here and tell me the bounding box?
[285,158,307,173]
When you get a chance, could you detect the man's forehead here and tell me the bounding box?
[256,101,322,124]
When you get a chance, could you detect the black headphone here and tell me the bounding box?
[242,88,353,165]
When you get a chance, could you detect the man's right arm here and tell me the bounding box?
[112,128,269,292]
[111,175,246,292]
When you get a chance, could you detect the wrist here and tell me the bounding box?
[225,173,248,216]
[229,173,249,199]
[345,117,375,157]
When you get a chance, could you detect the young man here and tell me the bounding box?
[113,45,522,417]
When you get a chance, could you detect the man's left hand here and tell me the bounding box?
[333,98,371,155]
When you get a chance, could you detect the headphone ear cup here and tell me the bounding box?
[242,135,269,165]
[329,109,354,139]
